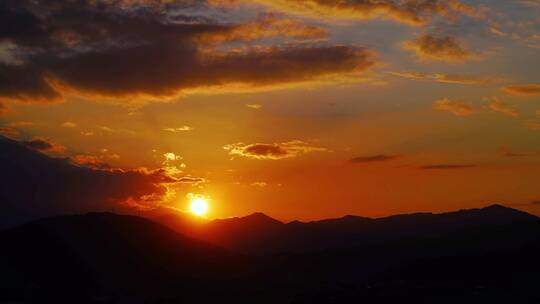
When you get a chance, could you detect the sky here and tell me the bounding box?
[1,0,540,222]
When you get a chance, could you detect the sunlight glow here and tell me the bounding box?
[190,197,209,216]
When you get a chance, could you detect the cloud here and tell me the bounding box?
[250,182,268,187]
[387,71,493,85]
[230,0,481,26]
[500,145,528,157]
[99,126,135,135]
[72,153,120,169]
[163,126,194,132]
[195,12,327,44]
[22,137,65,153]
[0,101,10,115]
[7,121,36,127]
[246,104,262,109]
[61,121,77,128]
[0,135,177,228]
[177,176,207,184]
[349,154,399,163]
[433,98,477,116]
[224,140,328,160]
[80,131,94,136]
[0,127,20,138]
[501,84,540,96]
[420,164,476,170]
[525,120,540,130]
[486,98,519,117]
[403,34,473,62]
[0,0,376,103]
[163,152,182,162]
[72,154,111,169]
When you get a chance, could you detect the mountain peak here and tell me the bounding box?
[230,212,283,227]
[244,212,280,221]
[478,203,538,219]
[483,203,512,210]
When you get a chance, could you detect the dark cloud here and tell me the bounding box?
[0,0,376,103]
[224,140,328,160]
[0,135,175,229]
[22,137,65,153]
[500,146,528,157]
[349,154,399,163]
[420,164,476,170]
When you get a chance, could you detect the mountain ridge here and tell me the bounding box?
[156,204,539,255]
[3,205,540,303]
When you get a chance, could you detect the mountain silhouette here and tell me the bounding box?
[157,204,538,254]
[0,212,255,303]
[3,206,540,303]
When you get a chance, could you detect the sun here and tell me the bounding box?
[189,197,209,216]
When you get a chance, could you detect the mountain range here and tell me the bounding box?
[2,205,540,303]
[156,204,538,255]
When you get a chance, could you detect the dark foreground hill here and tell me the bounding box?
[0,213,259,303]
[3,207,540,303]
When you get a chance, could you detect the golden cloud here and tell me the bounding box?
[403,34,473,62]
[486,98,519,117]
[433,98,476,116]
[387,71,493,85]
[224,0,481,26]
[195,12,327,44]
[501,83,540,96]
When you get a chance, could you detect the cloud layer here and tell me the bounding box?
[0,0,376,104]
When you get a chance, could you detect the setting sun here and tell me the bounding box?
[190,198,209,216]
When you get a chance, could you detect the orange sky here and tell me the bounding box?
[1,0,540,221]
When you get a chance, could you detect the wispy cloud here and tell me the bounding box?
[433,98,477,116]
[163,126,194,132]
[387,71,494,85]
[350,154,400,163]
[61,121,77,128]
[486,97,519,117]
[420,164,476,170]
[501,83,540,96]
[246,104,263,109]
